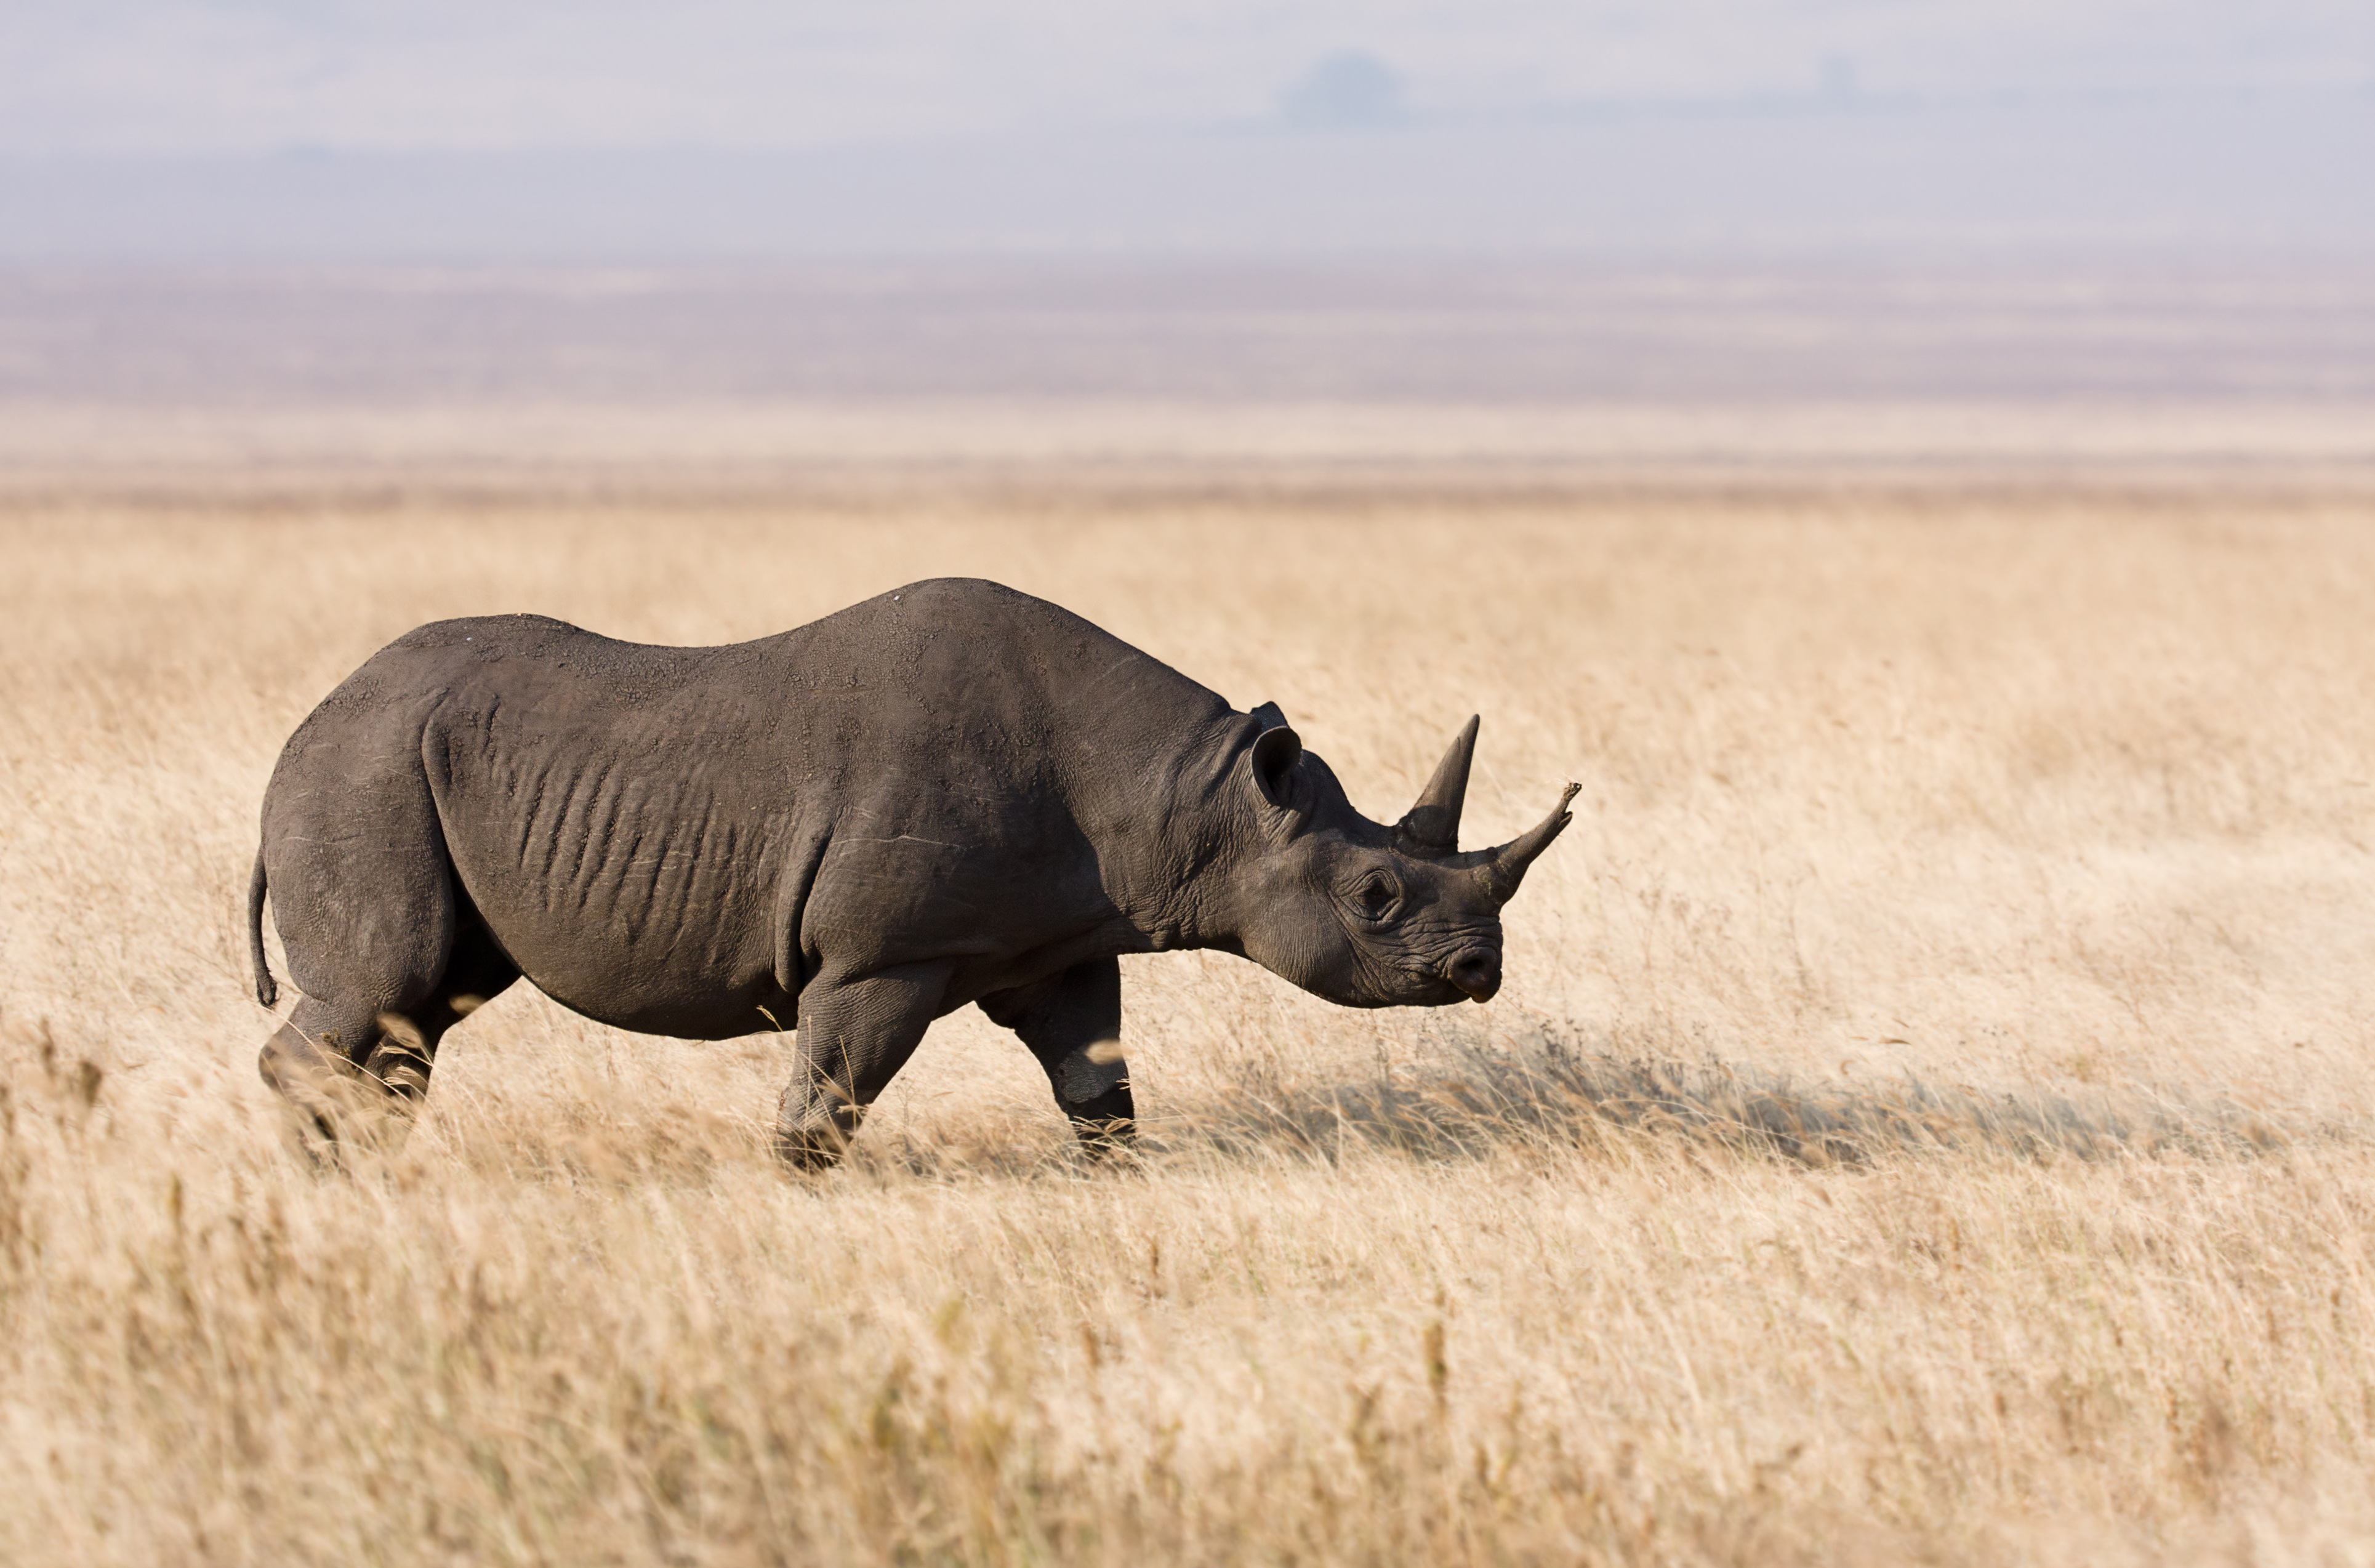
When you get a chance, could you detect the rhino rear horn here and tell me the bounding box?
[1394,715,1480,854]
[1476,782,1581,904]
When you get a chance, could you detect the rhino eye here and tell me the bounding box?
[1351,874,1401,923]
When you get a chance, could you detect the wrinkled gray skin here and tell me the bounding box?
[249,578,1575,1165]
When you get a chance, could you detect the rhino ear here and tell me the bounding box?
[1248,720,1303,811]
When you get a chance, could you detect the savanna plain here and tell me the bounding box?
[7,463,2375,1566]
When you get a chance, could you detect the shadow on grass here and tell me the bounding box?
[0,1010,2323,1192]
[1147,1022,2317,1170]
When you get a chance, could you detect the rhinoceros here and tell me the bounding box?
[247,577,1575,1163]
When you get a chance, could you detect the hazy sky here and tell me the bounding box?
[4,2,2367,259]
[6,1,2370,154]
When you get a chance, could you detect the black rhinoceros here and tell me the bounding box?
[247,578,1575,1163]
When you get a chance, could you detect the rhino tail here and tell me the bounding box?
[247,847,278,1008]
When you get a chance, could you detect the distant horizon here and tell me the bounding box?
[7,259,2371,412]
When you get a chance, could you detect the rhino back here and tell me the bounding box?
[356,583,1230,1031]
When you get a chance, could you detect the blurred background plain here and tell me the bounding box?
[1,1,2369,424]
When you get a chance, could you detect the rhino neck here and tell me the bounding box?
[1031,696,1241,957]
[1072,709,1270,959]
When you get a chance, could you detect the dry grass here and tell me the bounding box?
[6,469,2375,1564]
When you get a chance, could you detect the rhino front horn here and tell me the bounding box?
[1395,715,1480,854]
[1476,782,1581,904]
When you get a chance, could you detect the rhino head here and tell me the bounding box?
[1219,705,1578,1008]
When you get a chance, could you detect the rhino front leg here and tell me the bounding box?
[774,960,953,1170]
[979,957,1135,1156]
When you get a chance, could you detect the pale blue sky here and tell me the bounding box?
[2,2,2366,257]
[4,1,2368,153]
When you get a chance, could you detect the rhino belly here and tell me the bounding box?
[435,753,796,1041]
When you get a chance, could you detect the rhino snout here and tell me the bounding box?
[1446,948,1501,1003]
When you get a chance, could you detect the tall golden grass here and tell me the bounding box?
[6,469,2375,1564]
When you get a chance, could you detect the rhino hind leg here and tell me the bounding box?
[355,909,521,1106]
[261,997,403,1153]
[258,867,520,1156]
[979,957,1135,1157]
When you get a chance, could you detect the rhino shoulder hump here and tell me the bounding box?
[388,613,596,654]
